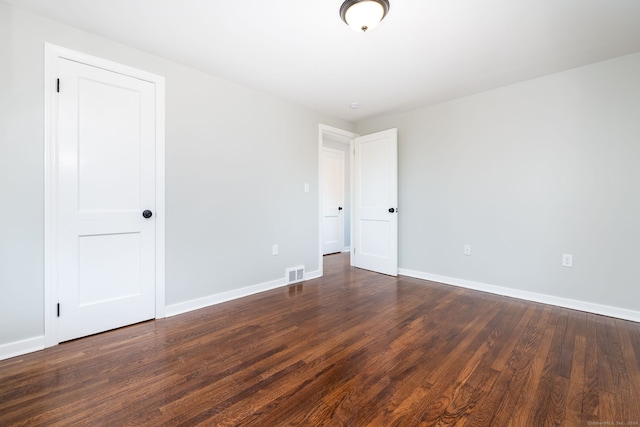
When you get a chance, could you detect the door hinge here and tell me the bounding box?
[56,78,60,93]
[57,303,60,317]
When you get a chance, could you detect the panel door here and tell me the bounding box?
[322,148,345,255]
[353,128,398,276]
[57,58,156,342]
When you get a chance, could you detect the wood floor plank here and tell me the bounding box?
[483,305,558,426]
[439,302,530,426]
[524,308,573,426]
[602,315,635,423]
[617,321,640,424]
[564,311,588,426]
[462,304,548,427]
[403,303,509,426]
[1,253,639,426]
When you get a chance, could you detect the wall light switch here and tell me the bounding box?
[304,183,309,193]
[464,245,471,256]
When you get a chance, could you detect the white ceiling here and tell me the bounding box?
[7,0,640,121]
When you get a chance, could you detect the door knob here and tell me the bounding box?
[338,207,343,211]
[142,210,153,219]
[388,208,395,213]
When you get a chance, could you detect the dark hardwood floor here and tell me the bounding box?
[1,253,639,426]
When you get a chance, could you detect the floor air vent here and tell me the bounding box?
[286,266,305,284]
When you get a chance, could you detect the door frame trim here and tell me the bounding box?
[318,124,358,278]
[43,43,166,347]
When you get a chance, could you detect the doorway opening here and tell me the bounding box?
[319,125,399,278]
[318,125,357,276]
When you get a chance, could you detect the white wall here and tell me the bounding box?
[359,52,640,316]
[0,2,354,348]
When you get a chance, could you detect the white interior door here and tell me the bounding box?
[56,58,157,342]
[322,148,345,254]
[353,128,398,276]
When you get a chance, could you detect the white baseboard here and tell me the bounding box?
[399,268,640,323]
[305,269,322,281]
[343,247,351,253]
[166,277,287,317]
[166,269,322,317]
[0,336,45,361]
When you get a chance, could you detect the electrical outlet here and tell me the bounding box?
[464,244,471,256]
[272,244,279,256]
[562,254,573,267]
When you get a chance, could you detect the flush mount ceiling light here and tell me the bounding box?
[340,0,390,33]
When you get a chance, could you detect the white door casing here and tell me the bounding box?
[44,44,165,346]
[322,148,345,255]
[353,129,398,276]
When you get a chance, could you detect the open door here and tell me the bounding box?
[353,128,398,276]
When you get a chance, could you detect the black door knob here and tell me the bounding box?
[142,210,153,219]
[338,207,343,211]
[388,208,395,213]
